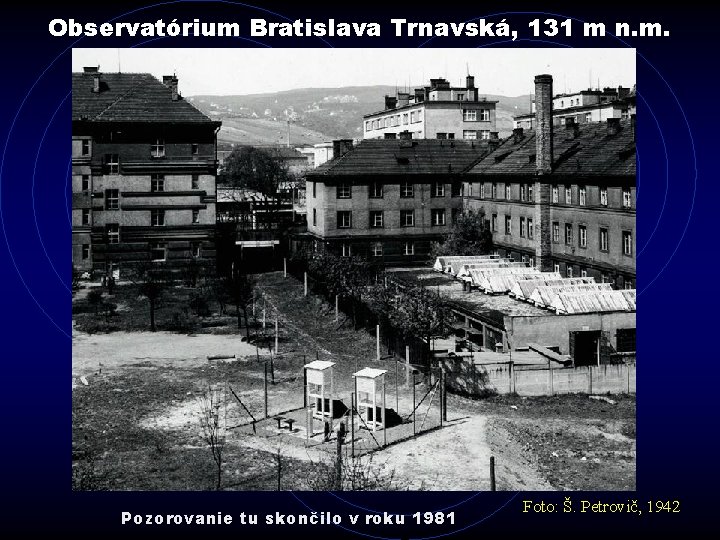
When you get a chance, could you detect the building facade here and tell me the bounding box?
[514,85,636,130]
[305,139,490,264]
[72,67,221,276]
[465,75,636,289]
[363,76,498,141]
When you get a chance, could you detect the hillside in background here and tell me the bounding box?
[189,86,532,146]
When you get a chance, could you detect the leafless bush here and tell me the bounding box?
[197,386,225,490]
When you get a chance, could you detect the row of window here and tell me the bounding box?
[491,213,633,256]
[471,182,633,208]
[327,209,452,229]
[329,181,462,199]
[365,110,421,131]
[78,141,202,159]
[462,109,491,122]
[80,209,201,227]
[80,174,201,198]
[340,242,415,258]
[79,242,203,261]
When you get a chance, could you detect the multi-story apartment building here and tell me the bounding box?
[72,67,221,276]
[465,75,636,289]
[363,76,498,141]
[304,138,490,264]
[514,85,636,129]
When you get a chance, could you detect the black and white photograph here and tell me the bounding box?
[71,48,636,492]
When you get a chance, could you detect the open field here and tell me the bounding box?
[72,271,635,491]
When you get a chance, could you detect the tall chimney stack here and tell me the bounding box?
[533,74,554,272]
[163,75,179,101]
[534,74,553,174]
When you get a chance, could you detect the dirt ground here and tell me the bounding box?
[72,271,635,491]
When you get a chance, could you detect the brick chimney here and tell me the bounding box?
[606,117,621,136]
[384,95,397,109]
[533,74,554,272]
[163,75,179,101]
[534,74,553,174]
[397,92,410,107]
[332,139,353,159]
[512,127,524,144]
[631,114,636,142]
[466,75,475,89]
[564,117,579,140]
[84,66,101,93]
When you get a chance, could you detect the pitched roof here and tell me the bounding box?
[308,139,491,177]
[468,119,636,177]
[72,72,217,124]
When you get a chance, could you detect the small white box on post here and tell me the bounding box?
[304,360,336,423]
[352,367,388,434]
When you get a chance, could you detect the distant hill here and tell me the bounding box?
[189,86,532,146]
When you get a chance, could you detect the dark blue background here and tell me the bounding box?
[0,1,713,536]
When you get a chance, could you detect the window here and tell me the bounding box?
[151,174,165,192]
[624,279,634,290]
[480,130,490,140]
[623,231,633,256]
[373,120,379,129]
[451,182,461,197]
[105,154,119,174]
[81,139,90,156]
[365,121,372,131]
[312,182,316,198]
[504,215,512,235]
[581,269,588,278]
[552,185,559,203]
[400,182,414,198]
[491,214,498,232]
[191,143,199,156]
[105,189,119,210]
[519,217,526,237]
[150,242,166,262]
[81,209,90,225]
[528,218,534,240]
[337,211,352,228]
[520,185,527,202]
[554,263,561,274]
[312,208,317,226]
[151,209,165,226]
[107,224,119,244]
[479,109,490,122]
[600,187,608,207]
[623,188,632,208]
[462,130,477,140]
[491,183,497,199]
[585,113,592,122]
[192,209,200,224]
[410,111,417,123]
[191,174,199,190]
[369,211,384,228]
[341,243,352,257]
[479,184,485,199]
[447,133,455,139]
[400,210,415,227]
[82,244,90,260]
[565,186,572,204]
[505,184,511,200]
[432,182,445,197]
[337,183,351,199]
[191,242,201,258]
[600,228,609,252]
[369,182,383,198]
[151,138,165,158]
[371,242,383,257]
[579,186,586,206]
[528,184,533,202]
[437,133,448,140]
[431,209,446,226]
[403,242,415,256]
[463,109,477,121]
[567,266,574,278]
[402,114,408,125]
[579,225,587,248]
[565,223,573,245]
[81,175,90,193]
[617,328,636,352]
[552,222,560,243]
[456,93,465,101]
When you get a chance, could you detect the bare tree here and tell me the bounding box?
[130,261,172,332]
[197,386,225,490]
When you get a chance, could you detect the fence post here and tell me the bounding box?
[548,361,554,396]
[405,346,410,387]
[376,325,381,362]
[274,316,279,355]
[588,365,593,395]
[304,272,308,296]
[283,257,287,278]
[264,363,268,419]
[335,295,339,322]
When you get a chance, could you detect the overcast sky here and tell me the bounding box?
[72,48,635,97]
